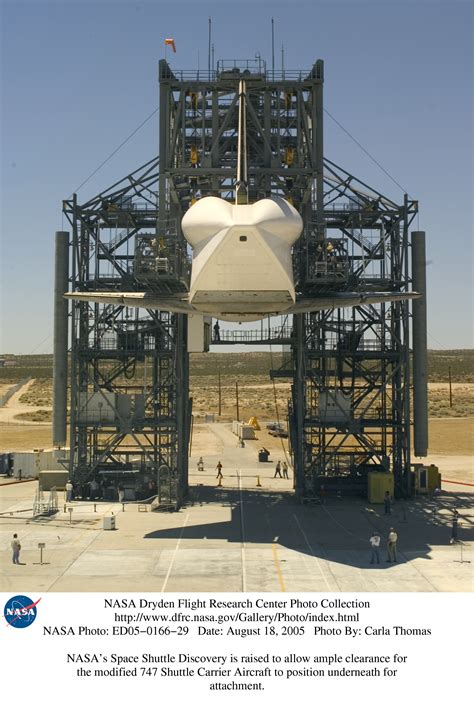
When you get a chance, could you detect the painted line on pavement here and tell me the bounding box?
[293,513,332,591]
[237,470,247,592]
[272,542,286,592]
[161,513,189,593]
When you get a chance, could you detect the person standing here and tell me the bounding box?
[387,527,398,563]
[216,462,223,479]
[197,457,204,472]
[369,532,381,564]
[11,534,21,565]
[89,478,99,499]
[282,462,289,479]
[65,479,73,502]
[274,461,282,478]
[118,486,125,503]
[450,510,460,544]
[213,321,220,342]
[384,491,392,515]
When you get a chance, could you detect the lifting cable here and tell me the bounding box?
[72,106,159,195]
[323,108,409,196]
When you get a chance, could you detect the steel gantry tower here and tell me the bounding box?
[290,180,418,500]
[59,56,425,506]
[62,159,191,506]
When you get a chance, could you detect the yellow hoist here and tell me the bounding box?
[190,144,199,165]
[284,146,295,167]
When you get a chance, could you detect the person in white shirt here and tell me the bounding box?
[369,532,381,564]
[11,533,21,564]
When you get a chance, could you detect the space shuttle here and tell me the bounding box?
[66,81,418,320]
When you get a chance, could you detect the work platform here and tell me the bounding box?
[211,325,293,346]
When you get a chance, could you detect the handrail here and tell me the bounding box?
[213,326,293,344]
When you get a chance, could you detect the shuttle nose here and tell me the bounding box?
[182,195,303,248]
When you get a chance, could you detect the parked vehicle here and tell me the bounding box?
[269,428,288,438]
[266,421,283,432]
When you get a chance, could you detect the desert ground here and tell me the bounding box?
[0,352,472,593]
[0,351,472,484]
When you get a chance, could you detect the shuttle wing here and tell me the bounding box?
[288,291,420,314]
[65,291,195,315]
[65,290,420,317]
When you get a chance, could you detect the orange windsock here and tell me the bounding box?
[165,38,176,53]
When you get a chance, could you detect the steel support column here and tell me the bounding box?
[411,231,428,457]
[53,230,70,447]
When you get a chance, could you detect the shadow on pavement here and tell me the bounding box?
[144,485,474,569]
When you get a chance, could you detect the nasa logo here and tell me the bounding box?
[4,595,40,629]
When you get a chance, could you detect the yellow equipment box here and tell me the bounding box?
[368,472,394,504]
[427,464,441,491]
[413,464,441,493]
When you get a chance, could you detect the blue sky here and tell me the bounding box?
[1,0,472,353]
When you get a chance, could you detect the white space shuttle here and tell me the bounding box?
[66,81,418,320]
[181,194,302,322]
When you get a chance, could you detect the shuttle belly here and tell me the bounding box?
[182,196,303,321]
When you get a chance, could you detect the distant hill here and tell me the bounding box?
[1,350,473,382]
